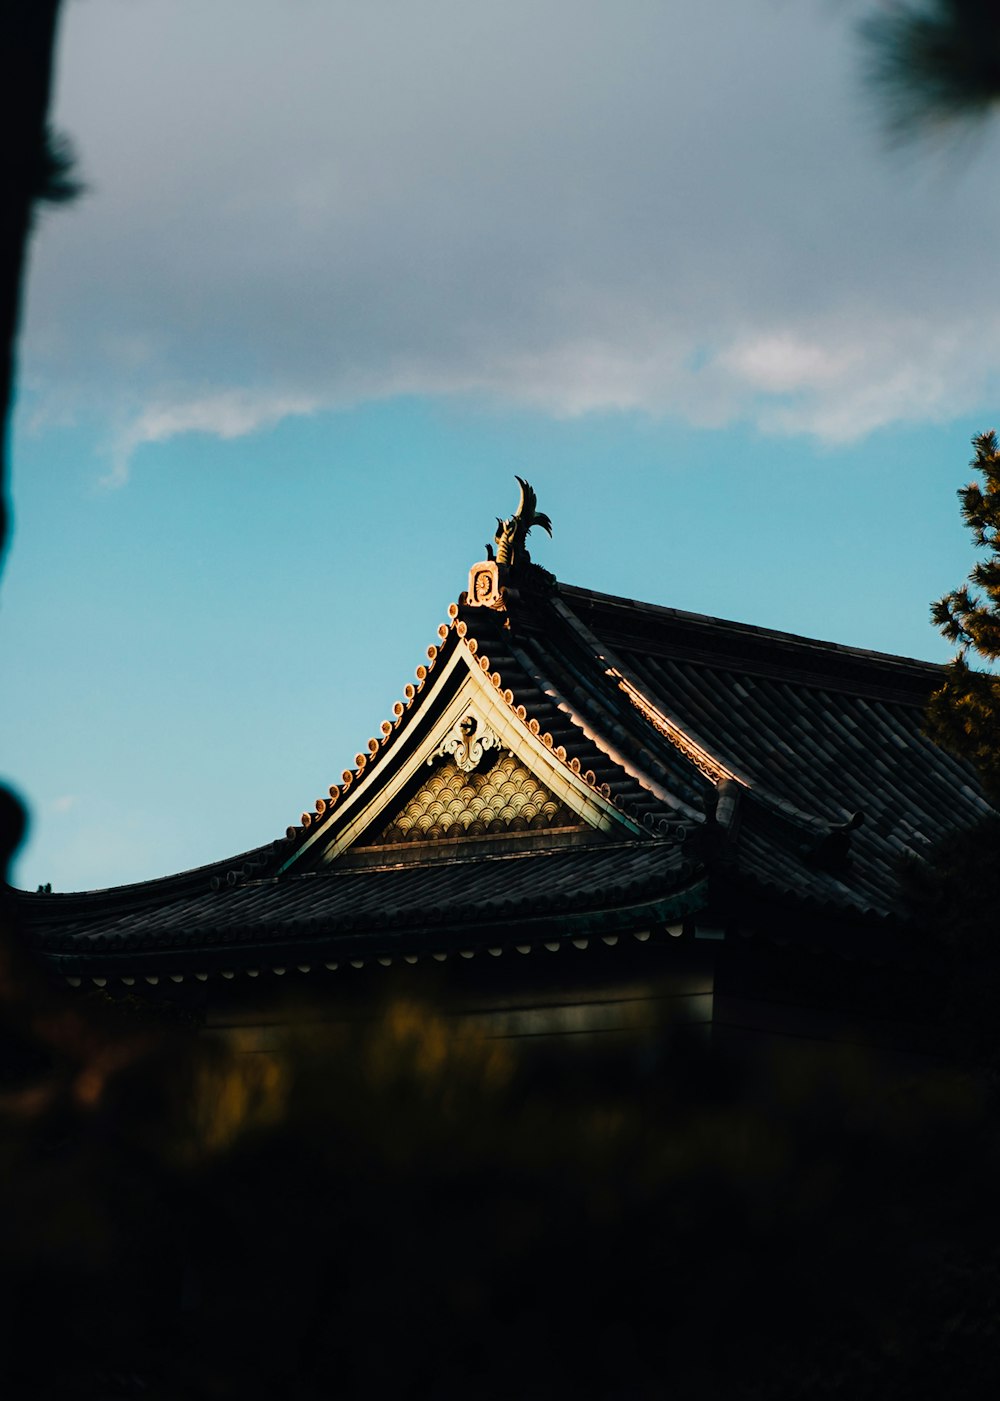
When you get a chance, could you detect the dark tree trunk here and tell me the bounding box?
[0,1,62,578]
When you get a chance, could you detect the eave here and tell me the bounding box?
[31,844,708,985]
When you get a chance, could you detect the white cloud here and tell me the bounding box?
[104,389,322,486]
[719,317,1000,442]
[719,336,862,396]
[20,0,1000,475]
[94,309,1000,485]
[49,795,77,814]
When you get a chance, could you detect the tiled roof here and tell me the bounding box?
[15,567,994,981]
[550,583,993,916]
[28,841,702,978]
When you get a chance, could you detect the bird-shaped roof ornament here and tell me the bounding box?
[491,476,552,568]
[468,477,553,610]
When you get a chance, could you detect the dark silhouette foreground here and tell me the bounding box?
[1,962,999,1400]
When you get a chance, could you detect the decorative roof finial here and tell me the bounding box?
[467,477,553,610]
[493,477,552,568]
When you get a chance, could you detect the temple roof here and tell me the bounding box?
[17,520,994,986]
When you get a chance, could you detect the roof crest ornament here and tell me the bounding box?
[429,711,501,774]
[467,476,553,610]
[492,476,552,567]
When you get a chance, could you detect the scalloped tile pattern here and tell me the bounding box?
[372,753,577,845]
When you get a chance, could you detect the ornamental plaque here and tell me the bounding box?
[429,712,500,773]
[467,560,504,609]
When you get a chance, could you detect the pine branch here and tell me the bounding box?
[927,429,1000,791]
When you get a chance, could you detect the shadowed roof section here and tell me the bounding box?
[32,841,703,977]
[552,582,993,907]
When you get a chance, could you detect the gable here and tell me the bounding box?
[279,635,649,874]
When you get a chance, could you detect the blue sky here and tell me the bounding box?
[3,0,1000,892]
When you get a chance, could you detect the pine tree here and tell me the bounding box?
[927,429,1000,799]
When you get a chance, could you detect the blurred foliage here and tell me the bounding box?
[860,0,1000,142]
[30,124,85,214]
[1,967,999,1399]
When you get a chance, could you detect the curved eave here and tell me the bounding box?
[37,864,710,982]
[12,841,276,916]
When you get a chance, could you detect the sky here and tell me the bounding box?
[4,0,1000,893]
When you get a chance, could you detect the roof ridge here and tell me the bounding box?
[557,582,943,676]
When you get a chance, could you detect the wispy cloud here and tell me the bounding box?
[716,317,997,442]
[97,310,1000,487]
[104,390,322,487]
